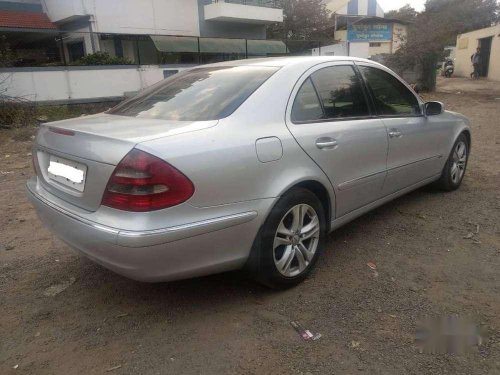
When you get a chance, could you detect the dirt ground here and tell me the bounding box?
[1,78,499,374]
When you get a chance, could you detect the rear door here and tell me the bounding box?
[356,63,444,195]
[286,62,388,217]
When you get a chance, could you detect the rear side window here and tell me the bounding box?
[291,78,324,123]
[109,66,278,121]
[310,65,370,119]
[359,66,421,116]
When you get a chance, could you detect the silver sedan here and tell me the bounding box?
[27,57,471,288]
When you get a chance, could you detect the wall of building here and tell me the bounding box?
[197,0,266,39]
[312,42,348,56]
[392,23,406,52]
[43,0,270,39]
[368,41,391,56]
[43,0,201,36]
[326,0,384,17]
[325,0,349,14]
[0,0,42,12]
[335,22,407,58]
[349,42,369,58]
[42,0,86,22]
[454,24,500,81]
[0,65,193,103]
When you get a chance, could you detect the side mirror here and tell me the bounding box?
[425,101,444,116]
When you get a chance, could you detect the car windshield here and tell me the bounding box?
[109,66,278,121]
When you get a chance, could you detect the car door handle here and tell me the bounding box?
[388,129,403,138]
[315,138,338,150]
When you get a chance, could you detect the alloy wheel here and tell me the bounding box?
[273,204,320,277]
[451,141,467,184]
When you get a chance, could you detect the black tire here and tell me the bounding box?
[435,133,469,191]
[247,188,326,289]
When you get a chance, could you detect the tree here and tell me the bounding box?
[388,0,499,91]
[267,0,332,41]
[385,4,418,24]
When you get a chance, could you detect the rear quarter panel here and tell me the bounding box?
[138,63,336,215]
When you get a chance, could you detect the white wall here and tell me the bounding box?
[326,0,384,17]
[312,42,348,56]
[368,42,391,56]
[325,0,348,13]
[349,42,370,58]
[1,66,192,103]
[44,0,201,36]
[42,0,87,22]
[454,24,500,81]
[204,1,283,24]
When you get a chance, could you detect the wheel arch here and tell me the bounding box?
[461,129,471,150]
[291,180,333,227]
[244,178,334,278]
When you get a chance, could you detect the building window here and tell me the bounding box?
[113,37,124,58]
[67,41,85,62]
[369,42,382,47]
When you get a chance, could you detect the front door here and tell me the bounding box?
[479,36,492,77]
[356,63,443,195]
[286,63,388,217]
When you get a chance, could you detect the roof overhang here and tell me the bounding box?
[0,10,57,30]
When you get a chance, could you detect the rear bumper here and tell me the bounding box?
[27,178,265,282]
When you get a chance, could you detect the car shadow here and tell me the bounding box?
[54,185,448,314]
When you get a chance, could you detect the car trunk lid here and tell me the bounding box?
[34,114,217,212]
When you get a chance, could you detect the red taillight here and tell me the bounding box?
[102,149,194,212]
[49,127,75,136]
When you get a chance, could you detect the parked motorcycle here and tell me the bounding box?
[441,59,454,78]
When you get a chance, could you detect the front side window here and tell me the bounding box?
[310,65,370,119]
[359,66,421,116]
[109,66,278,121]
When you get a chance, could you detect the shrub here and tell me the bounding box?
[0,98,36,129]
[70,52,133,66]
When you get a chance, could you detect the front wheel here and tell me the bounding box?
[435,134,469,191]
[248,188,326,289]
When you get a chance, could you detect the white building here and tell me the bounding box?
[0,0,284,64]
[325,0,384,17]
[317,0,407,59]
[0,0,286,103]
[41,0,284,64]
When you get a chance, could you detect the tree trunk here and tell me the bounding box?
[419,54,438,92]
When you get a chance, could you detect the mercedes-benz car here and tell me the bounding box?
[27,57,471,288]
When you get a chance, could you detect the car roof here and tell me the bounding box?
[202,56,384,69]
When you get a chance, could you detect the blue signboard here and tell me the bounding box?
[347,24,393,42]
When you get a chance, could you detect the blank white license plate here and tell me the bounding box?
[47,155,87,192]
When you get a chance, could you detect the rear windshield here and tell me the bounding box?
[109,66,278,121]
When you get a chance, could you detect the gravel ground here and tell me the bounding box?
[1,82,499,374]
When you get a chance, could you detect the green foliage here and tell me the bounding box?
[385,5,418,24]
[34,103,115,122]
[70,52,133,66]
[0,100,35,129]
[0,35,15,67]
[267,0,332,40]
[0,102,115,130]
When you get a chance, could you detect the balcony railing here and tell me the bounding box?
[211,0,280,9]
